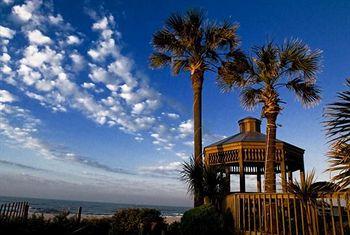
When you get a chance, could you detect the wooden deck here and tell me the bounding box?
[223,192,350,235]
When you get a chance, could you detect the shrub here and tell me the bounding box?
[109,208,165,235]
[166,221,181,235]
[74,217,112,235]
[0,213,112,235]
[180,204,224,235]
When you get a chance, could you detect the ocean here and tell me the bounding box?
[0,196,190,216]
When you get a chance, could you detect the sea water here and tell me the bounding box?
[0,196,189,216]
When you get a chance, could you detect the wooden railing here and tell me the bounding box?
[0,202,29,221]
[223,193,350,235]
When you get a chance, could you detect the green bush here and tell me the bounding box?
[109,208,165,235]
[166,221,181,235]
[0,213,111,235]
[180,204,224,235]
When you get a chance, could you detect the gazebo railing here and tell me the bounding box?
[223,192,350,235]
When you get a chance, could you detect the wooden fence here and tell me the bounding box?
[223,192,350,235]
[0,202,29,221]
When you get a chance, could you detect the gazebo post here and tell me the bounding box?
[239,149,245,192]
[281,160,287,192]
[225,166,231,193]
[300,165,305,187]
[257,167,262,192]
[288,171,293,183]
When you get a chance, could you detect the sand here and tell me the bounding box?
[29,212,181,224]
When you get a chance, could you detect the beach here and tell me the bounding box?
[28,212,182,224]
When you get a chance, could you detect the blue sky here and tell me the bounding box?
[0,0,349,207]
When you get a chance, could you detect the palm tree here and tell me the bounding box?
[286,170,337,234]
[325,79,350,189]
[180,156,228,210]
[150,9,239,206]
[218,40,321,192]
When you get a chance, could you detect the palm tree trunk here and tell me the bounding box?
[192,72,204,207]
[265,113,277,193]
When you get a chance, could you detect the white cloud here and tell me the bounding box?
[27,30,52,45]
[176,152,189,160]
[1,65,12,74]
[2,0,14,5]
[134,136,144,142]
[48,14,63,24]
[67,35,81,45]
[70,53,85,71]
[178,119,193,138]
[92,17,108,31]
[0,53,11,62]
[11,0,40,22]
[0,25,15,39]
[132,102,145,114]
[88,64,109,83]
[162,112,180,119]
[0,90,15,103]
[139,161,182,176]
[82,82,95,89]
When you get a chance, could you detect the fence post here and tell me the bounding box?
[77,206,82,222]
[24,203,29,220]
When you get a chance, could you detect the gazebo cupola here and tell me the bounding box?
[204,117,305,193]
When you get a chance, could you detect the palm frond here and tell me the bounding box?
[286,169,335,206]
[171,59,189,75]
[327,142,350,189]
[324,79,350,143]
[280,39,321,79]
[253,42,279,80]
[240,87,262,110]
[165,12,184,35]
[149,52,171,68]
[285,77,321,107]
[185,9,204,30]
[152,29,186,56]
[205,21,239,52]
[217,52,251,91]
[180,156,203,196]
[217,62,246,91]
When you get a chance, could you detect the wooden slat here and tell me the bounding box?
[269,196,273,233]
[258,194,262,232]
[242,197,246,230]
[248,196,251,232]
[281,197,285,235]
[253,194,256,232]
[263,194,267,233]
[346,192,350,233]
[321,197,327,235]
[337,195,344,235]
[293,196,299,235]
[275,195,280,235]
[287,194,292,235]
[300,200,305,235]
[329,197,336,235]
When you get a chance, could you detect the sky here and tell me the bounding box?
[0,0,349,207]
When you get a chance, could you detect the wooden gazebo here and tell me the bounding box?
[204,117,305,193]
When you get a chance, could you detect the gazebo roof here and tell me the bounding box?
[206,131,283,147]
[205,116,303,152]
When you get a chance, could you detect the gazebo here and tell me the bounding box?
[204,117,305,193]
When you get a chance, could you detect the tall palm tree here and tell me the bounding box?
[218,40,321,192]
[325,78,350,189]
[150,9,239,206]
